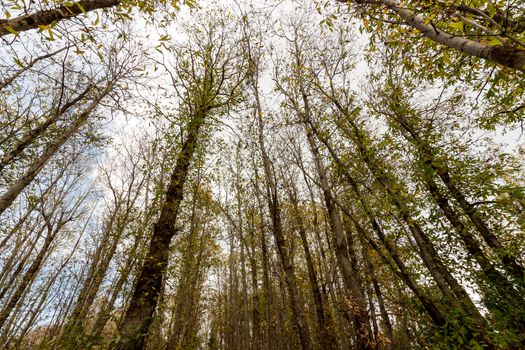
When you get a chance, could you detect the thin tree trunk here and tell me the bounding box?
[60,214,127,346]
[0,82,95,173]
[288,183,337,350]
[167,191,202,349]
[306,121,447,327]
[0,83,113,215]
[248,214,261,350]
[0,220,63,330]
[359,235,393,348]
[249,48,313,349]
[111,109,206,350]
[391,112,524,282]
[88,236,143,345]
[342,119,485,325]
[305,128,374,350]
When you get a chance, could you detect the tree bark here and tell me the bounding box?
[248,43,313,349]
[337,0,525,71]
[111,110,206,350]
[306,121,450,327]
[288,183,337,350]
[305,128,375,350]
[348,120,487,323]
[0,82,95,173]
[359,235,393,348]
[390,112,524,282]
[0,220,63,329]
[0,83,113,215]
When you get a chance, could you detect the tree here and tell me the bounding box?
[111,11,245,349]
[0,0,194,37]
[1,1,524,349]
[335,0,525,71]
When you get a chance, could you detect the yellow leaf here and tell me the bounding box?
[3,25,18,35]
[424,12,436,25]
[443,50,451,64]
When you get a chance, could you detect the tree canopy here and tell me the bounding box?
[0,1,523,349]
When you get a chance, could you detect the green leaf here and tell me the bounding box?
[487,4,496,18]
[449,21,464,31]
[93,13,100,26]
[76,2,87,14]
[488,37,503,46]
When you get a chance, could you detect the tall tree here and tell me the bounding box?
[111,12,245,349]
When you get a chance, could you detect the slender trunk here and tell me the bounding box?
[289,184,337,350]
[359,235,393,348]
[88,236,143,344]
[250,58,313,350]
[0,223,60,330]
[0,225,45,299]
[267,193,313,350]
[0,83,113,215]
[60,217,125,346]
[304,127,374,350]
[240,233,249,350]
[392,113,524,282]
[0,82,94,173]
[350,208,448,327]
[307,121,447,327]
[248,220,261,350]
[260,215,274,350]
[287,32,373,346]
[310,118,493,345]
[111,109,206,350]
[167,191,201,349]
[303,170,346,350]
[179,229,208,349]
[344,119,485,324]
[13,229,82,348]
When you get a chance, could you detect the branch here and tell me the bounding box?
[0,0,120,37]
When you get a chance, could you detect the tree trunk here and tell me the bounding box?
[337,0,525,71]
[305,128,374,350]
[359,235,393,348]
[306,121,448,327]
[249,50,313,349]
[111,110,206,350]
[391,112,524,282]
[0,222,61,330]
[0,83,113,215]
[0,82,94,173]
[288,184,337,350]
